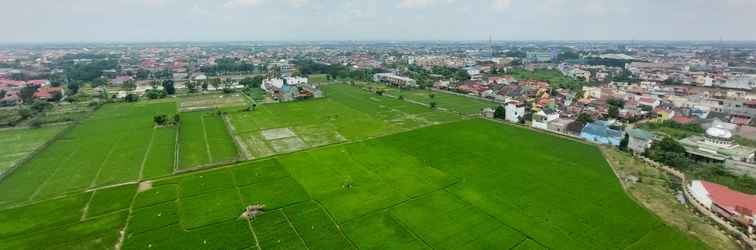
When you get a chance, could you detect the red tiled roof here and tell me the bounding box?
[672,115,694,124]
[701,181,756,216]
[27,80,49,86]
[638,97,656,104]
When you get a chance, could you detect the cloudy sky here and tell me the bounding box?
[2,0,755,43]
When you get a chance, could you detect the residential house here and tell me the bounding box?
[548,118,575,134]
[626,128,658,154]
[532,108,559,130]
[689,180,756,233]
[505,101,526,123]
[112,76,133,85]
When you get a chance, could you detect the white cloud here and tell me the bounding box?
[397,0,434,9]
[223,0,264,8]
[492,0,512,10]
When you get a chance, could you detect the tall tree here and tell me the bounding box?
[19,85,39,104]
[494,106,506,119]
[162,80,176,95]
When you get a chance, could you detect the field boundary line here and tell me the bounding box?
[137,127,158,180]
[200,114,214,162]
[89,139,121,189]
[222,113,250,160]
[80,190,96,221]
[173,120,181,173]
[281,209,311,250]
[113,178,150,250]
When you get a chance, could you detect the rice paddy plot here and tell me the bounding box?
[177,111,239,169]
[0,126,65,175]
[0,102,177,205]
[179,93,248,112]
[225,84,461,159]
[84,183,137,219]
[0,98,713,250]
[358,82,498,115]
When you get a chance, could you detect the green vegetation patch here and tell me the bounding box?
[141,127,177,179]
[238,177,310,210]
[124,219,255,250]
[126,201,179,235]
[0,102,177,204]
[0,193,88,238]
[343,211,430,250]
[390,190,527,249]
[178,189,242,230]
[133,184,178,209]
[0,126,65,174]
[225,84,461,159]
[86,184,137,218]
[251,209,308,250]
[178,111,238,169]
[283,201,353,249]
[0,211,127,250]
[231,159,290,186]
[178,169,235,197]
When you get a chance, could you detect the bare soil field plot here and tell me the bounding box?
[260,127,297,140]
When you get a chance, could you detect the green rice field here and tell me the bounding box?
[225,84,461,159]
[177,111,239,169]
[0,126,65,175]
[367,83,498,115]
[0,83,710,249]
[0,102,178,205]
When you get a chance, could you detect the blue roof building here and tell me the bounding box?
[580,121,624,146]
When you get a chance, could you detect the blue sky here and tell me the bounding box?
[2,0,755,43]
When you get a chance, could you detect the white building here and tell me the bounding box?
[505,102,526,123]
[373,73,417,88]
[532,109,560,130]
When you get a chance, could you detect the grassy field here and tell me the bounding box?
[389,88,498,115]
[0,83,715,249]
[0,102,178,205]
[225,84,461,159]
[603,149,741,250]
[179,93,247,112]
[0,126,65,175]
[178,111,239,169]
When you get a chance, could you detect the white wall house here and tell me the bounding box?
[505,102,525,123]
[532,109,560,130]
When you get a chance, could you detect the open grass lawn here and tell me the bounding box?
[0,126,65,175]
[225,84,461,159]
[0,102,178,205]
[177,111,239,169]
[0,84,713,249]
